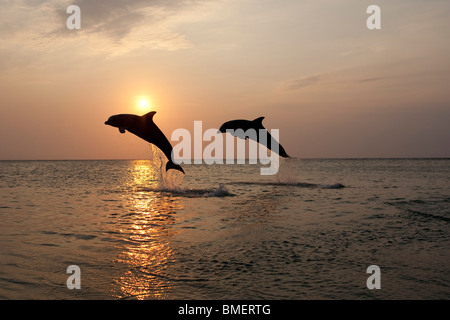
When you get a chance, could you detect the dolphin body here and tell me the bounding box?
[218,117,290,158]
[105,111,185,174]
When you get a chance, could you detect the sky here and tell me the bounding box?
[0,0,449,160]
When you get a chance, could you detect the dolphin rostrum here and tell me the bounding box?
[105,111,185,174]
[218,117,290,158]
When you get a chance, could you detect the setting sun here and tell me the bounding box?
[136,96,152,112]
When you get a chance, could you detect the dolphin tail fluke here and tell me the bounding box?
[278,144,290,158]
[166,160,185,174]
[280,149,290,158]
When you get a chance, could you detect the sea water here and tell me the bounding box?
[0,158,449,299]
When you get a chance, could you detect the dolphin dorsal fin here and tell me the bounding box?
[252,116,265,126]
[142,111,156,120]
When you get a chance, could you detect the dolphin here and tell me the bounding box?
[218,116,290,158]
[105,111,185,174]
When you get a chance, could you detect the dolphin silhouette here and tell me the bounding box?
[105,111,185,174]
[218,117,290,158]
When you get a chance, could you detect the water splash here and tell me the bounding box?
[148,145,234,197]
[149,145,184,191]
[271,158,344,188]
[204,184,234,197]
[275,157,298,184]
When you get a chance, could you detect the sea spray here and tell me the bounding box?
[205,184,234,197]
[149,145,185,191]
[275,157,298,184]
[272,158,344,188]
[147,145,234,197]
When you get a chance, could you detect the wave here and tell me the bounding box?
[134,180,344,199]
[137,184,235,198]
[140,148,343,197]
[386,198,450,222]
[135,180,344,198]
[230,181,345,189]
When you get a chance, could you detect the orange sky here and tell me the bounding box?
[0,0,449,159]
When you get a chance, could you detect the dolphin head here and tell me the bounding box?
[105,115,127,133]
[218,120,234,134]
[104,115,121,127]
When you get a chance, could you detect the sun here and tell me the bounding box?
[136,96,152,112]
[139,99,148,108]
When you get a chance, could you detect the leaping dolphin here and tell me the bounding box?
[218,117,290,158]
[105,111,185,174]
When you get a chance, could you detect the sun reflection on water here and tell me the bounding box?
[113,160,182,299]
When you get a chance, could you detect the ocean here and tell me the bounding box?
[0,157,449,299]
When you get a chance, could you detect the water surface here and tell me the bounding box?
[0,158,449,299]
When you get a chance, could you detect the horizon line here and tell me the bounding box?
[1,157,449,161]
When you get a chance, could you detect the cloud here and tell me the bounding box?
[51,0,221,50]
[357,77,386,83]
[54,0,165,40]
[282,72,412,92]
[0,0,223,58]
[282,75,321,91]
